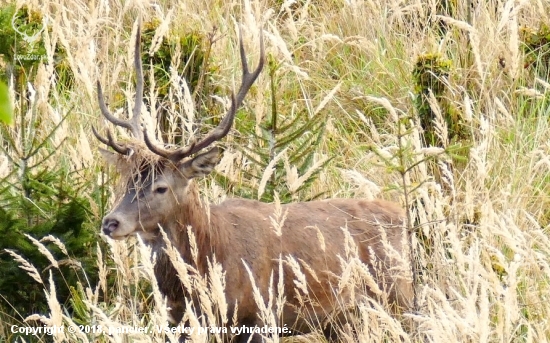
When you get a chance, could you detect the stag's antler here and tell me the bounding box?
[143,28,265,163]
[94,25,264,161]
[93,25,145,154]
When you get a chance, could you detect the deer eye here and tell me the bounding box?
[154,187,168,194]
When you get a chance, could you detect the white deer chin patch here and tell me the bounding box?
[108,227,157,242]
[108,233,129,241]
[107,231,133,240]
[106,225,138,240]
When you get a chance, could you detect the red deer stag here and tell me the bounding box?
[94,25,413,342]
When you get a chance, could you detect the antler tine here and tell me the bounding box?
[235,27,265,108]
[97,81,134,131]
[94,23,144,153]
[142,128,183,160]
[92,125,110,145]
[92,126,130,155]
[143,27,265,163]
[131,25,144,140]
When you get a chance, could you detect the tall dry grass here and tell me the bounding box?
[2,0,550,342]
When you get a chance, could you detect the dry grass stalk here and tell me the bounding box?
[257,147,288,199]
[5,250,43,284]
[269,192,287,237]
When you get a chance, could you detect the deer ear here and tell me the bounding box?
[99,148,120,165]
[179,147,222,179]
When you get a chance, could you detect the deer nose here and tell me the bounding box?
[102,218,119,235]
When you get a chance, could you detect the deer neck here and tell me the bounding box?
[178,182,210,233]
[155,181,223,275]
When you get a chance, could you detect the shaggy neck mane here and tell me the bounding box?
[174,181,226,266]
[150,181,226,294]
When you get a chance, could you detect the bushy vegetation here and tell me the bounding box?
[1,0,550,342]
[0,4,73,95]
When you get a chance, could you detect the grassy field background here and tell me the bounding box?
[1,0,550,341]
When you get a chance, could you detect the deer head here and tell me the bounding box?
[94,25,264,240]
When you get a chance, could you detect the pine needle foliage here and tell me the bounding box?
[0,82,101,325]
[218,55,330,203]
